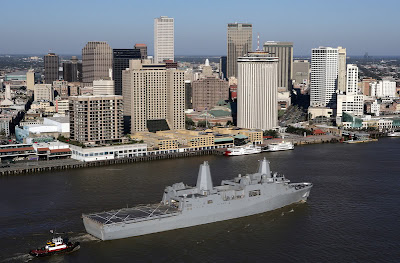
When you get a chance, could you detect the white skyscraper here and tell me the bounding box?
[154,16,174,63]
[310,47,339,107]
[346,64,358,95]
[237,52,278,130]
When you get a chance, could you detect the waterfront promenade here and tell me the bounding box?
[0,134,340,176]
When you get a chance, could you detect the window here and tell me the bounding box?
[249,190,261,197]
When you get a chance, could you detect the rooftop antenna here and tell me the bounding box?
[257,33,260,51]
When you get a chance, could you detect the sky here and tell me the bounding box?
[1,0,399,56]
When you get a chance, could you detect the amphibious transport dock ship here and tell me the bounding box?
[83,158,312,240]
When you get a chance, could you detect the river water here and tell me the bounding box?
[1,138,400,262]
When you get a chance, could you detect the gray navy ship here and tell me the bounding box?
[83,158,313,240]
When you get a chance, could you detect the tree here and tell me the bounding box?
[263,130,279,138]
[185,117,195,129]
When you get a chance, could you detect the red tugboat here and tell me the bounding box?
[29,236,80,257]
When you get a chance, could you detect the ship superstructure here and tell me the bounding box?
[83,158,312,240]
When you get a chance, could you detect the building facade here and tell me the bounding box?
[122,60,185,133]
[292,60,310,85]
[219,56,227,80]
[263,41,293,91]
[44,53,59,84]
[93,79,115,95]
[154,16,174,63]
[63,56,82,82]
[112,49,141,95]
[192,77,229,111]
[310,47,339,107]
[237,52,278,130]
[34,84,54,101]
[134,44,147,59]
[371,80,397,98]
[227,23,252,78]
[346,64,358,95]
[69,95,123,144]
[337,47,347,93]
[82,41,113,85]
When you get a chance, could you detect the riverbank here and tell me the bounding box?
[0,134,342,176]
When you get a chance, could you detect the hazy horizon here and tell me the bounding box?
[1,0,399,56]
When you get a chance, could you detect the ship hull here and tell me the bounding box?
[83,186,311,241]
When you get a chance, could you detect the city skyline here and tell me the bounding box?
[1,0,399,56]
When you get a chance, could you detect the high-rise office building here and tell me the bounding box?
[63,56,82,82]
[134,44,148,59]
[154,16,174,63]
[82,41,113,85]
[346,64,358,95]
[112,49,141,95]
[69,95,123,144]
[53,80,69,99]
[93,79,115,96]
[26,69,35,91]
[237,52,278,130]
[310,47,339,108]
[44,53,59,84]
[219,56,227,80]
[337,47,347,93]
[293,60,310,85]
[122,60,185,133]
[263,41,293,91]
[227,23,252,78]
[185,80,192,109]
[192,77,229,111]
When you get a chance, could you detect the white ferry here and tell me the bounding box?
[224,144,262,156]
[387,131,400,137]
[264,141,294,152]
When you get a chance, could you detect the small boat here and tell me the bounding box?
[29,236,80,257]
[263,141,294,152]
[224,144,262,156]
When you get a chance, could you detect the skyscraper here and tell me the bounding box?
[310,47,339,108]
[219,56,227,80]
[346,64,358,95]
[263,41,293,91]
[82,41,113,85]
[154,16,174,63]
[69,95,123,144]
[237,52,278,130]
[63,56,82,82]
[227,23,252,78]
[134,44,148,59]
[122,60,185,133]
[44,53,59,84]
[337,47,347,93]
[112,49,141,95]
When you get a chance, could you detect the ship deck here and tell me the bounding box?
[83,204,180,225]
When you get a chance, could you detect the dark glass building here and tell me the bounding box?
[63,56,82,82]
[220,56,227,80]
[44,53,59,84]
[113,49,141,95]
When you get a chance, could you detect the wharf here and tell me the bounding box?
[0,149,218,176]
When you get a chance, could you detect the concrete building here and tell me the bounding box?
[26,69,35,91]
[263,41,293,91]
[337,47,347,93]
[293,60,310,85]
[70,143,147,162]
[371,80,397,98]
[122,60,185,133]
[310,47,339,108]
[55,99,69,115]
[112,49,141,95]
[361,77,376,96]
[93,79,115,95]
[227,23,252,78]
[44,53,59,84]
[63,56,82,82]
[154,16,174,63]
[53,80,69,99]
[346,64,358,95]
[0,119,10,136]
[82,41,113,85]
[337,94,364,117]
[202,59,213,78]
[34,84,54,101]
[237,52,278,130]
[134,44,147,59]
[192,77,229,111]
[69,95,123,144]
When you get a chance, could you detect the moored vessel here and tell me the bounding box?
[224,143,262,156]
[83,158,313,241]
[387,131,400,137]
[263,141,294,152]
